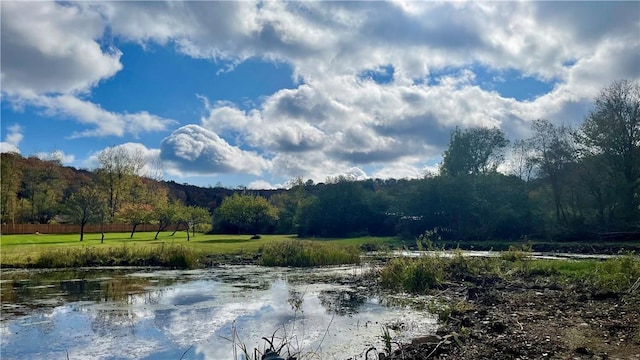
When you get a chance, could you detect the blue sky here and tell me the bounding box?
[1,1,639,188]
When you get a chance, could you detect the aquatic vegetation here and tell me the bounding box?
[378,250,640,294]
[33,243,198,269]
[259,239,360,267]
[379,256,445,293]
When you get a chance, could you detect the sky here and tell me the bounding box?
[1,1,639,189]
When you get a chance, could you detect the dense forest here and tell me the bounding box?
[1,80,638,241]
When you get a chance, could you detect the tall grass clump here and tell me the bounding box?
[445,248,503,280]
[33,244,198,269]
[259,240,360,267]
[591,252,640,293]
[500,244,532,262]
[379,256,445,293]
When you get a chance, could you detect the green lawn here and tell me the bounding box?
[0,231,398,267]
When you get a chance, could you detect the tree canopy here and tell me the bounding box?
[213,194,278,234]
[441,127,509,177]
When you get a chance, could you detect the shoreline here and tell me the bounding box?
[384,276,640,359]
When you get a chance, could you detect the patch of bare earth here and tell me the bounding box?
[385,279,640,359]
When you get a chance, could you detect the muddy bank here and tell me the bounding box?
[385,277,640,359]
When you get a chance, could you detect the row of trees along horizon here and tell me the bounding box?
[1,80,638,242]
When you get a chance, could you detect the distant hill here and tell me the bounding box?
[1,152,286,218]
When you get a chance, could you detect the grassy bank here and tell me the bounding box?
[429,239,640,254]
[33,244,197,269]
[379,249,640,294]
[0,232,397,268]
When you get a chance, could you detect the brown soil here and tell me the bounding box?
[385,278,640,360]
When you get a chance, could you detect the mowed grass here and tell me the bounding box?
[0,232,398,267]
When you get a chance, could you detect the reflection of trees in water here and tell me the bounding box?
[1,270,175,320]
[130,288,166,305]
[90,309,139,337]
[318,289,366,316]
[104,277,155,303]
[60,279,102,301]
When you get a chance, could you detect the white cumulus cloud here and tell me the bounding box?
[0,124,23,154]
[0,1,122,96]
[160,125,269,176]
[2,0,639,184]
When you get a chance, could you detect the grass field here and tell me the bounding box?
[0,231,398,267]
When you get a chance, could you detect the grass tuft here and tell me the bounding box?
[379,256,445,293]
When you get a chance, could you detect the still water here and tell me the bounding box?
[1,265,436,360]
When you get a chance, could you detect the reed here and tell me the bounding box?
[32,243,198,269]
[379,256,445,293]
[259,240,360,267]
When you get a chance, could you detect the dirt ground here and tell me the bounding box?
[384,277,640,360]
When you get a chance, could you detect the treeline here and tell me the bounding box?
[212,80,640,241]
[1,80,638,242]
[1,147,211,241]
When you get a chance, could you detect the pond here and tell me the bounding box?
[0,265,436,360]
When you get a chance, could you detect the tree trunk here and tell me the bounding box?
[130,223,138,239]
[171,223,181,236]
[155,223,167,240]
[186,224,190,241]
[80,222,85,242]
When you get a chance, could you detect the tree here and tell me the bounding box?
[117,179,166,238]
[527,119,576,225]
[214,194,278,235]
[508,139,535,181]
[63,184,106,241]
[20,158,65,223]
[577,80,640,225]
[152,200,180,240]
[186,206,211,239]
[441,127,509,177]
[97,146,145,221]
[117,202,154,239]
[172,205,211,240]
[269,178,307,234]
[1,153,22,225]
[295,177,374,237]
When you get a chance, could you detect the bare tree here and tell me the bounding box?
[528,119,576,224]
[508,139,535,182]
